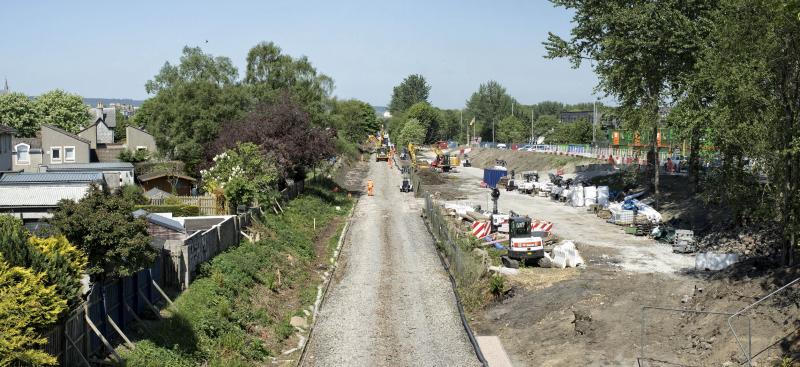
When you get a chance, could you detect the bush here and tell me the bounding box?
[119,149,150,163]
[0,217,87,307]
[0,254,67,366]
[135,204,201,217]
[489,274,506,300]
[50,186,157,280]
[120,184,148,205]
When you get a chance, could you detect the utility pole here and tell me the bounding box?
[531,108,534,144]
[492,119,495,145]
[460,109,463,144]
[592,100,597,146]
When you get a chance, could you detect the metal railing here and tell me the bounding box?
[727,277,800,366]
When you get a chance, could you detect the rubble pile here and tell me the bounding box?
[696,224,782,258]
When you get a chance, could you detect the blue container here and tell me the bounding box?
[483,168,508,188]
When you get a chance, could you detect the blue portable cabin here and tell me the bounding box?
[483,168,508,188]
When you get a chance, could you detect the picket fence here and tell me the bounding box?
[149,195,225,215]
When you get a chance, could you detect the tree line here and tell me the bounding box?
[386,75,608,147]
[545,0,800,264]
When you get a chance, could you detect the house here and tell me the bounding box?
[85,103,117,145]
[40,162,135,190]
[0,172,104,221]
[0,124,15,171]
[138,171,196,196]
[125,126,157,153]
[41,125,91,165]
[11,137,43,172]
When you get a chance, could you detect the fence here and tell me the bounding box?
[164,213,250,289]
[280,179,306,201]
[149,195,225,215]
[41,256,167,366]
[41,211,255,364]
[524,144,670,164]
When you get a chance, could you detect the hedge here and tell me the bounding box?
[134,205,200,217]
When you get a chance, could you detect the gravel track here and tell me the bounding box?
[301,159,480,367]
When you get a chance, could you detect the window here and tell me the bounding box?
[50,147,61,163]
[15,144,30,164]
[64,146,75,162]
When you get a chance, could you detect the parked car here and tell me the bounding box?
[497,143,508,150]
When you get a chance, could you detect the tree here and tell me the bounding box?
[331,99,381,144]
[406,102,442,143]
[244,41,334,124]
[202,142,279,210]
[694,0,800,264]
[496,115,527,143]
[396,118,427,148]
[544,0,717,208]
[533,115,559,140]
[114,109,128,142]
[548,120,593,144]
[209,93,336,181]
[49,186,156,280]
[465,81,514,141]
[33,90,90,134]
[0,92,38,137]
[389,74,430,114]
[0,254,66,367]
[136,46,250,174]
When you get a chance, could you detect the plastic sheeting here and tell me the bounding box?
[597,186,610,207]
[570,186,585,207]
[584,186,597,207]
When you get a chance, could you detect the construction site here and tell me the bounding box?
[380,144,800,367]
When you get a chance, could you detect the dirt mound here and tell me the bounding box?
[465,148,600,174]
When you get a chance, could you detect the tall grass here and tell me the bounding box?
[121,181,352,366]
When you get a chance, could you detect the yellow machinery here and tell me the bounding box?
[376,146,389,162]
[408,143,418,168]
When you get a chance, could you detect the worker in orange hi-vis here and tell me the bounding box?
[387,158,393,169]
[367,180,374,196]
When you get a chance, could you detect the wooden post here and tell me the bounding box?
[83,305,122,363]
[106,314,134,349]
[137,289,163,320]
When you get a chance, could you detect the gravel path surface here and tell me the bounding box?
[302,159,480,367]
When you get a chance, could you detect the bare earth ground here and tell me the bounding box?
[302,157,480,367]
[423,152,800,366]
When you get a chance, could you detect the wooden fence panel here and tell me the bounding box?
[149,195,224,215]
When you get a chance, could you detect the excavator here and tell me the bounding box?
[431,146,460,172]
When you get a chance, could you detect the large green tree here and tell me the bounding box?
[331,99,381,144]
[0,92,38,137]
[696,0,800,264]
[49,186,156,280]
[34,90,90,134]
[136,46,249,173]
[544,0,717,208]
[465,81,514,141]
[389,74,430,115]
[244,41,334,124]
[406,102,442,143]
[395,118,427,148]
[496,115,528,144]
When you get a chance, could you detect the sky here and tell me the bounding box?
[0,0,605,109]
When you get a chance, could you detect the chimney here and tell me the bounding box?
[97,101,103,109]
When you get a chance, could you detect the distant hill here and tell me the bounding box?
[84,98,144,107]
[372,106,388,116]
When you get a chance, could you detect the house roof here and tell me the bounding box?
[0,172,104,185]
[42,125,91,144]
[0,124,16,134]
[0,185,91,208]
[12,137,42,150]
[126,125,152,135]
[43,162,134,172]
[143,187,174,200]
[89,107,117,128]
[138,172,197,182]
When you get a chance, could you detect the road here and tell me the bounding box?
[450,166,695,275]
[301,158,480,367]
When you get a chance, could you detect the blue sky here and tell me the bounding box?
[0,0,602,108]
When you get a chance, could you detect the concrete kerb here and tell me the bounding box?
[420,194,489,367]
[296,196,359,365]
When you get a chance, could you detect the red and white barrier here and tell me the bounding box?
[471,220,491,238]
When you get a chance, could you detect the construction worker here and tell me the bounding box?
[367,180,374,196]
[388,158,393,169]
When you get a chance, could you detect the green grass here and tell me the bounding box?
[121,180,352,366]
